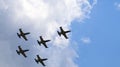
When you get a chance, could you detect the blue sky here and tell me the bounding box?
[71,0,120,67]
[0,0,120,67]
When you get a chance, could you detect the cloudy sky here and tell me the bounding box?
[0,0,120,67]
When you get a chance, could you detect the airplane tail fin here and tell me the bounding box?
[17,33,21,38]
[35,59,38,64]
[57,31,61,36]
[16,50,20,55]
[37,40,41,46]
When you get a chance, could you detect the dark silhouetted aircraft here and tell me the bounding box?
[37,36,50,48]
[57,26,71,39]
[16,46,29,58]
[34,55,47,66]
[17,28,30,41]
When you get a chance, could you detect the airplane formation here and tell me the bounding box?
[16,26,71,66]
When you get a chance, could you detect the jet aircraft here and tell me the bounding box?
[57,26,71,39]
[37,36,50,48]
[34,55,47,66]
[16,46,29,58]
[17,28,30,41]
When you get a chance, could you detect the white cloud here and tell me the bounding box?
[81,37,91,44]
[0,0,8,10]
[114,2,120,10]
[0,0,96,67]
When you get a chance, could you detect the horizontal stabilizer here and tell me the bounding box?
[37,40,41,45]
[35,59,38,64]
[57,31,61,36]
[16,50,20,55]
[17,33,21,38]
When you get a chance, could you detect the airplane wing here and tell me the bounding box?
[18,46,22,50]
[22,50,29,58]
[44,40,50,48]
[19,28,23,33]
[60,27,63,32]
[40,61,46,66]
[43,40,50,48]
[22,35,28,41]
[43,43,48,48]
[63,33,68,39]
[63,30,71,39]
[40,36,44,41]
[40,58,47,66]
[21,52,27,58]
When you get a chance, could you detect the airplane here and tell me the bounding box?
[17,28,30,41]
[34,55,47,66]
[16,46,29,58]
[57,26,71,39]
[37,36,50,48]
